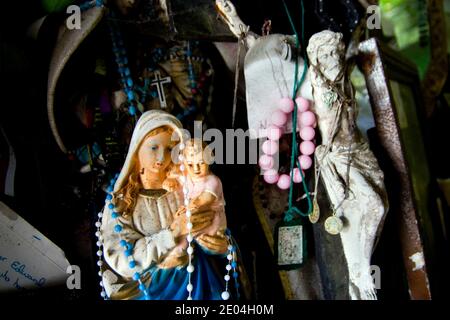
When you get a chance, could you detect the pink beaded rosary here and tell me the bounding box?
[258,96,316,190]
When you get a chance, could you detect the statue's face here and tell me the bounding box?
[316,41,345,81]
[138,130,174,174]
[114,0,141,15]
[184,146,209,179]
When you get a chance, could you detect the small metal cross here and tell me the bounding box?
[150,71,171,109]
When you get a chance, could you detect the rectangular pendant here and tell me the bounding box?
[275,221,305,269]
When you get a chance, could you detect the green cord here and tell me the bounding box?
[281,0,313,222]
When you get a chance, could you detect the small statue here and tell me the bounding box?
[307,30,389,300]
[99,110,231,300]
[166,139,227,255]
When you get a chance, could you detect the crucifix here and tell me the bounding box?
[150,70,171,109]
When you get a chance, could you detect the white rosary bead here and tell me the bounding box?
[183,187,189,195]
[187,222,193,230]
[98,212,103,218]
[100,291,106,298]
[187,264,194,273]
[95,221,102,228]
[221,291,230,300]
[226,264,232,271]
[224,275,230,281]
[98,271,102,277]
[180,165,185,171]
[100,281,103,287]
[227,254,233,261]
[96,241,102,247]
[179,143,185,150]
[97,250,103,257]
[227,245,233,251]
[95,231,101,238]
[97,260,103,267]
[179,155,184,161]
[187,246,194,255]
[187,284,193,292]
[184,199,190,206]
[186,210,192,218]
[187,234,193,242]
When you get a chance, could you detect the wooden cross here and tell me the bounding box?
[150,71,171,109]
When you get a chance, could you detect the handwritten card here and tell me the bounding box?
[0,202,70,292]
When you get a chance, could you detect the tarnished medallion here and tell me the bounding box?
[324,216,343,235]
[309,199,320,224]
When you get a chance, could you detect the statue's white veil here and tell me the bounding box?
[113,110,184,193]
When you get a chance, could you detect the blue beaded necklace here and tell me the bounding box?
[109,20,212,122]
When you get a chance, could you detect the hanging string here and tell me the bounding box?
[231,28,246,128]
[281,0,313,222]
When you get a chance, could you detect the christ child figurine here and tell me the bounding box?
[165,138,227,253]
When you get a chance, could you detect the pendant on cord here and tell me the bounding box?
[324,214,343,235]
[274,217,306,270]
[150,70,171,109]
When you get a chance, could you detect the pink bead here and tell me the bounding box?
[277,174,291,190]
[298,155,312,170]
[295,97,310,112]
[278,97,294,113]
[263,169,279,184]
[271,110,288,127]
[300,126,315,141]
[262,140,279,155]
[300,141,315,156]
[300,111,316,127]
[267,125,283,141]
[291,168,304,183]
[259,155,274,170]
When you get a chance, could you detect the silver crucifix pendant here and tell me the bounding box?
[150,70,171,109]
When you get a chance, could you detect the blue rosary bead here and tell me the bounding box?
[129,260,136,268]
[129,106,136,116]
[124,68,131,76]
[106,186,113,193]
[106,194,113,201]
[126,242,133,250]
[111,212,119,219]
[108,203,115,210]
[126,78,133,87]
[233,272,239,278]
[114,224,123,233]
[120,240,127,247]
[96,0,103,7]
[124,249,133,257]
[133,272,140,281]
[139,283,146,291]
[127,91,134,101]
[235,283,240,288]
[231,261,237,268]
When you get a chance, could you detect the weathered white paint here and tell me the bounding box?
[409,252,425,271]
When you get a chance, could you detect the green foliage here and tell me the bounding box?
[41,0,75,13]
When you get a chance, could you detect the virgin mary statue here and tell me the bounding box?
[99,110,233,300]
